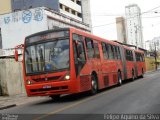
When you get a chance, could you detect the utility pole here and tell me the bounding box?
[135,25,138,50]
[154,42,158,70]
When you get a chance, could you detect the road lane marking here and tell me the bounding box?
[33,89,114,120]
[33,73,160,120]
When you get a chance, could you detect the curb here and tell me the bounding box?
[0,104,16,110]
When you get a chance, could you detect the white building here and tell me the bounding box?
[59,0,92,26]
[0,7,91,53]
[0,0,92,28]
[146,37,160,51]
[116,17,127,44]
[125,4,143,48]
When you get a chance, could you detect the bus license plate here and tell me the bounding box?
[43,85,51,89]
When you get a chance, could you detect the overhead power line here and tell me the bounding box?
[92,4,160,28]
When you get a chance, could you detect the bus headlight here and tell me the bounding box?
[61,72,70,81]
[27,80,32,85]
[65,75,70,80]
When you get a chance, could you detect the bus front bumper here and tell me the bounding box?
[25,81,77,97]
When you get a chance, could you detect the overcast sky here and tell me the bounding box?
[90,0,160,42]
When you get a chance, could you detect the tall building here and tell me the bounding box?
[125,4,143,48]
[116,17,127,44]
[0,0,91,27]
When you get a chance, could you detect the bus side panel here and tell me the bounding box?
[133,51,138,78]
[119,46,127,80]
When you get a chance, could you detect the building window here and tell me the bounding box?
[78,13,82,18]
[60,3,63,9]
[71,9,76,15]
[65,6,69,12]
[76,0,81,5]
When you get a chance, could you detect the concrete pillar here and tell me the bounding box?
[0,58,25,96]
[81,0,92,30]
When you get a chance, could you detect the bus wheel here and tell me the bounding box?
[90,75,98,95]
[132,70,135,81]
[141,69,144,78]
[50,95,60,101]
[118,71,122,86]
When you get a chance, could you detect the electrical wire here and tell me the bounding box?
[92,4,160,28]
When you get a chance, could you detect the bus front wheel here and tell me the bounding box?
[50,95,60,101]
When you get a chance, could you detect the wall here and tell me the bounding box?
[0,7,91,50]
[0,58,25,96]
[0,7,48,49]
[0,0,12,15]
[0,28,2,49]
[145,57,160,71]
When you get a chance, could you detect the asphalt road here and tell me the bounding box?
[1,71,160,120]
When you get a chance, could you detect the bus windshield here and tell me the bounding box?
[25,39,70,75]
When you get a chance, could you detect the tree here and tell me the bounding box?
[149,38,160,70]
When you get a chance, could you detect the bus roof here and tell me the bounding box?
[25,28,70,39]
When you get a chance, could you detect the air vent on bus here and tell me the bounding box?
[30,86,68,92]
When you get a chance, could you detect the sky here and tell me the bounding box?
[90,0,160,42]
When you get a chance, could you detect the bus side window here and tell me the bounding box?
[117,46,121,59]
[135,53,138,61]
[113,46,118,60]
[130,51,133,61]
[85,38,94,59]
[94,41,100,58]
[142,54,145,62]
[102,42,108,59]
[126,50,133,61]
[140,54,143,62]
[126,50,130,61]
[108,44,114,59]
[77,42,86,62]
[73,42,78,64]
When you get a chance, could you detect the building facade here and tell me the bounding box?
[0,0,92,53]
[0,0,91,27]
[116,17,127,44]
[146,37,160,51]
[125,4,143,48]
[0,7,91,50]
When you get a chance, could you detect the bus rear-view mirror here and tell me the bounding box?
[15,49,18,61]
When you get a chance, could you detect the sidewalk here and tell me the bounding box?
[0,94,47,110]
[145,69,160,74]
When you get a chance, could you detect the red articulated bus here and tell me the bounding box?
[134,50,146,78]
[15,28,146,100]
